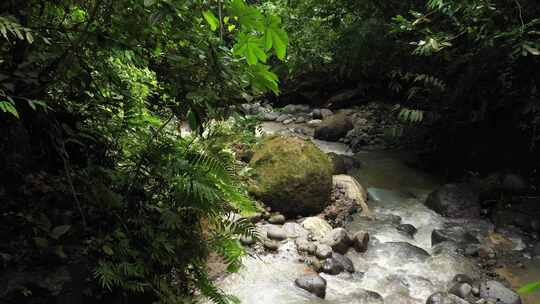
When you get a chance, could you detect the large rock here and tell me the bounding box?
[327,153,361,174]
[431,226,479,247]
[314,112,354,141]
[425,184,480,218]
[426,292,471,304]
[332,253,355,273]
[249,136,333,216]
[301,217,333,240]
[332,175,371,217]
[322,228,352,254]
[295,273,327,298]
[479,281,521,304]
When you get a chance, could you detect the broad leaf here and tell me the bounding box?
[518,281,540,294]
[227,0,263,31]
[50,225,71,240]
[233,32,267,65]
[249,64,279,94]
[203,10,219,32]
[262,15,288,60]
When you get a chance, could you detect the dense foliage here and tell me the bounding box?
[1,0,287,303]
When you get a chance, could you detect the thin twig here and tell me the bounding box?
[514,0,525,32]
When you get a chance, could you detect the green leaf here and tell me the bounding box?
[187,109,199,131]
[143,0,155,7]
[54,245,67,259]
[49,225,71,240]
[518,281,540,294]
[249,64,279,94]
[523,44,540,56]
[233,32,267,65]
[33,237,49,249]
[0,100,19,118]
[262,15,288,60]
[227,0,263,31]
[203,10,219,31]
[102,245,114,256]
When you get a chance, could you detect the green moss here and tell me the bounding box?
[249,136,333,216]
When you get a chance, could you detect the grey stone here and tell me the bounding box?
[479,281,521,304]
[320,108,333,118]
[322,228,351,254]
[315,244,333,259]
[295,238,316,255]
[397,224,418,238]
[263,239,279,251]
[262,112,279,121]
[321,257,344,275]
[283,118,295,125]
[432,227,479,247]
[307,119,323,127]
[282,222,309,239]
[266,226,287,241]
[276,114,290,122]
[332,252,355,273]
[301,217,332,241]
[426,292,471,304]
[450,282,473,299]
[295,273,326,298]
[352,231,370,252]
[425,183,480,218]
[268,214,286,225]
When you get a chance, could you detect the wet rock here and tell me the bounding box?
[315,244,333,259]
[262,112,279,121]
[327,153,360,174]
[322,228,352,254]
[295,238,316,255]
[397,224,418,238]
[266,226,287,241]
[295,273,326,298]
[320,108,333,118]
[282,222,309,239]
[332,253,355,273]
[268,214,286,225]
[249,136,333,217]
[321,257,344,275]
[307,119,323,127]
[501,174,528,194]
[426,292,471,304]
[314,112,353,141]
[453,274,474,285]
[283,118,295,125]
[311,109,322,119]
[263,239,280,251]
[276,114,291,122]
[432,226,479,247]
[240,235,255,246]
[450,282,473,299]
[283,104,310,114]
[425,184,480,218]
[352,231,370,252]
[301,217,332,241]
[479,281,521,304]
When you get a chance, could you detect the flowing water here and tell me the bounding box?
[207,122,531,304]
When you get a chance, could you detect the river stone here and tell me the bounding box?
[302,217,332,240]
[283,222,309,239]
[450,282,473,299]
[479,281,521,304]
[397,224,418,238]
[332,252,355,273]
[295,238,316,255]
[283,118,295,125]
[307,119,323,127]
[532,242,540,257]
[352,231,370,252]
[321,257,344,275]
[425,183,480,218]
[320,109,333,118]
[262,112,279,121]
[263,239,279,251]
[322,228,352,254]
[314,112,354,141]
[266,226,287,241]
[295,273,326,298]
[276,114,290,122]
[432,227,479,247]
[426,292,471,304]
[283,104,310,114]
[453,274,474,285]
[268,214,286,224]
[249,136,333,216]
[315,244,333,259]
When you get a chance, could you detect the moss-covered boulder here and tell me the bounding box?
[249,136,333,216]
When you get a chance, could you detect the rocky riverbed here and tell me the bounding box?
[204,104,540,304]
